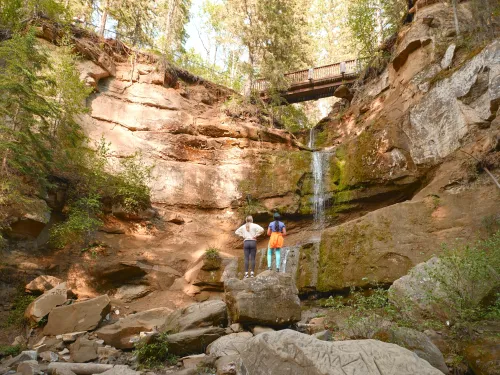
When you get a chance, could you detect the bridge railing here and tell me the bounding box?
[253,58,365,92]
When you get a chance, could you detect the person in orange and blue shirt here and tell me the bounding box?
[267,212,286,272]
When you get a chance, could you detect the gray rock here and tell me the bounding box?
[161,300,227,334]
[238,330,443,375]
[224,271,301,327]
[25,283,68,323]
[96,308,171,349]
[206,333,253,357]
[38,352,58,363]
[44,295,111,336]
[440,44,456,69]
[2,352,38,369]
[229,324,243,333]
[388,257,497,321]
[374,326,449,374]
[250,326,274,336]
[407,41,500,164]
[167,327,226,356]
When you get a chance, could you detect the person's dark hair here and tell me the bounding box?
[273,212,281,232]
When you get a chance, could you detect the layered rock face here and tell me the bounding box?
[295,2,500,292]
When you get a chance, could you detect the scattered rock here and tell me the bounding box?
[224,271,301,327]
[113,285,151,303]
[229,324,243,333]
[2,352,38,369]
[98,365,140,375]
[238,330,443,375]
[161,300,227,334]
[17,360,39,375]
[44,295,111,336]
[25,276,63,295]
[96,308,171,349]
[11,336,26,347]
[62,332,86,344]
[206,333,253,357]
[167,327,226,356]
[96,347,121,363]
[250,326,274,336]
[181,354,208,369]
[39,351,59,363]
[25,283,68,323]
[69,338,98,363]
[48,362,113,375]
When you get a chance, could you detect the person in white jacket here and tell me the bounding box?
[235,216,265,278]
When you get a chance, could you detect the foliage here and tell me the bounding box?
[421,231,500,322]
[0,0,68,29]
[134,332,177,369]
[347,0,407,57]
[0,30,152,249]
[0,345,22,358]
[49,195,103,248]
[4,293,35,328]
[205,247,221,261]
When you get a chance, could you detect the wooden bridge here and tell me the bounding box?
[253,59,364,104]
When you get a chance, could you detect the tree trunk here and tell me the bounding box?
[451,0,460,37]
[99,1,108,37]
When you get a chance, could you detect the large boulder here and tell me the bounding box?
[388,257,498,321]
[206,332,253,357]
[44,295,111,335]
[96,308,171,349]
[224,271,301,327]
[25,282,68,323]
[238,330,443,375]
[166,327,226,356]
[161,300,227,334]
[373,326,448,374]
[25,275,63,295]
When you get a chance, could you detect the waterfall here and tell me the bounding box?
[308,128,330,228]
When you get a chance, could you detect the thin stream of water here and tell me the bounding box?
[308,128,330,229]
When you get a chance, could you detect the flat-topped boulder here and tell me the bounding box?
[161,300,227,334]
[97,307,171,349]
[238,330,444,375]
[44,295,111,335]
[224,271,301,327]
[25,282,68,323]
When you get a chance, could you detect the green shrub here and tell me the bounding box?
[49,194,103,248]
[423,231,500,322]
[134,332,177,369]
[205,247,221,260]
[4,293,35,328]
[0,345,22,358]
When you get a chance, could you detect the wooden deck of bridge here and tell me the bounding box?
[253,59,362,104]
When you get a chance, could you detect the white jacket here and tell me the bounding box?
[235,223,265,241]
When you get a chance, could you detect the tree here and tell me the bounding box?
[158,0,191,55]
[110,0,157,46]
[347,0,406,57]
